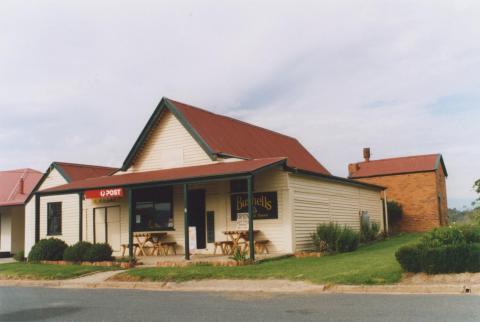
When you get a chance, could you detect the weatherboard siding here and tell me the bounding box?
[289,173,383,252]
[39,194,80,246]
[126,111,213,173]
[24,168,70,255]
[79,168,292,256]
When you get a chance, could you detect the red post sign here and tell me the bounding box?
[85,188,124,199]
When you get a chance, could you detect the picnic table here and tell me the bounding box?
[134,232,168,256]
[223,230,260,254]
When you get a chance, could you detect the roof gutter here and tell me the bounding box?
[285,166,386,191]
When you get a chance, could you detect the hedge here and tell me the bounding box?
[63,241,93,262]
[395,226,480,274]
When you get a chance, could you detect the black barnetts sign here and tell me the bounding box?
[230,191,278,220]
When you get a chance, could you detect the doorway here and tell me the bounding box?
[187,189,206,249]
[93,206,121,252]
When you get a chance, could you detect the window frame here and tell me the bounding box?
[132,187,174,232]
[47,202,62,236]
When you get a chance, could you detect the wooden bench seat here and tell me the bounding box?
[121,243,139,257]
[213,241,234,255]
[159,241,177,256]
[254,240,270,254]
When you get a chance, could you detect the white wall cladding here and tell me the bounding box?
[126,111,213,173]
[289,173,384,252]
[39,194,80,246]
[24,199,36,254]
[24,168,69,255]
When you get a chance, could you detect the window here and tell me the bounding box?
[133,187,173,231]
[47,202,62,235]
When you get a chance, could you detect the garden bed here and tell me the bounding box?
[40,260,134,269]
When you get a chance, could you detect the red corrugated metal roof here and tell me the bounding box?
[54,162,117,182]
[349,154,445,178]
[41,158,286,194]
[170,99,330,175]
[0,168,43,206]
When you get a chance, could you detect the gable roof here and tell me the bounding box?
[349,154,447,179]
[26,162,118,203]
[0,168,43,206]
[53,162,117,182]
[40,158,287,195]
[121,97,330,175]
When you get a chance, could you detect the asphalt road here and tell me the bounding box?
[0,287,479,322]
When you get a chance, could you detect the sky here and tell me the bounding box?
[1,1,479,209]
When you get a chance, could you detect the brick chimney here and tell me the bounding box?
[363,147,371,162]
[19,178,24,194]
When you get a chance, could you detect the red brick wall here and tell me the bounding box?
[354,171,447,232]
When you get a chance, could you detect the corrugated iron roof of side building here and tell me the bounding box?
[349,152,447,179]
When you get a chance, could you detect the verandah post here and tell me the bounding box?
[35,194,40,243]
[183,184,190,260]
[248,175,255,261]
[128,188,133,259]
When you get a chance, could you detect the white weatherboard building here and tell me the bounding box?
[31,97,386,259]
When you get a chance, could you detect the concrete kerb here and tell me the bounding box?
[1,276,479,295]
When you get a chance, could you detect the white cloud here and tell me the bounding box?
[0,0,479,207]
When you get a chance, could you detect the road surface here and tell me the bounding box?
[0,287,479,321]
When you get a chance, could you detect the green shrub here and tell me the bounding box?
[63,241,93,262]
[84,243,113,262]
[420,226,465,247]
[336,228,360,253]
[360,221,380,242]
[311,222,342,252]
[458,225,480,244]
[28,238,68,262]
[395,244,423,273]
[387,201,403,225]
[13,250,25,262]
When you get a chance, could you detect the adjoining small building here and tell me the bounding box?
[34,98,386,260]
[348,148,448,232]
[0,168,42,256]
[24,162,117,255]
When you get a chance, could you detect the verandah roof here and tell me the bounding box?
[39,157,287,195]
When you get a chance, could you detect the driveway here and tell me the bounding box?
[0,287,479,322]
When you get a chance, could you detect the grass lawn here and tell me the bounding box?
[118,233,422,285]
[0,262,120,280]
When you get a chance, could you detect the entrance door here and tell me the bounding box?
[106,206,121,252]
[94,206,121,252]
[188,189,206,249]
[94,208,106,244]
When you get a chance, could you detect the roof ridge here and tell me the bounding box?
[53,161,117,170]
[0,168,43,174]
[167,98,299,142]
[355,153,440,164]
